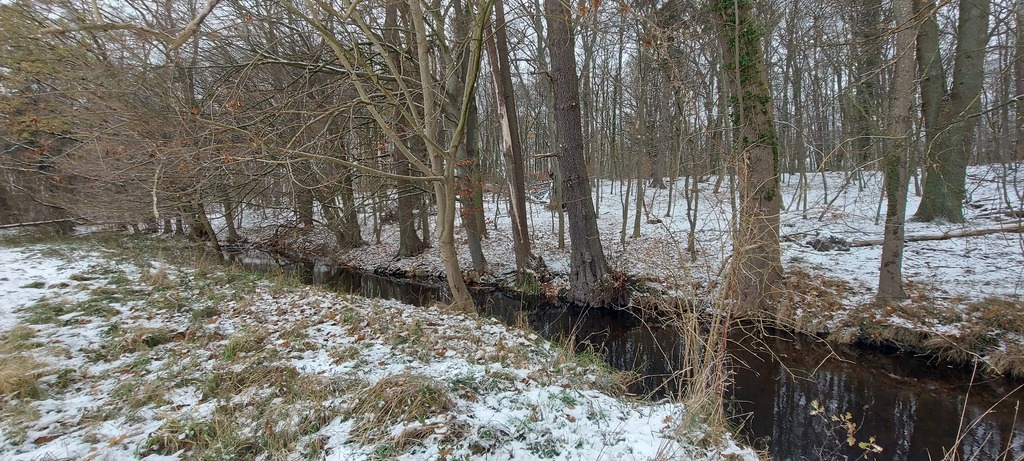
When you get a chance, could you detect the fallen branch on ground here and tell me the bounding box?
[0,218,78,230]
[850,223,1024,247]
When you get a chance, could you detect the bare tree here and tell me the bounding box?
[485,0,540,273]
[544,0,616,305]
[877,0,916,301]
[913,0,991,222]
[714,0,783,315]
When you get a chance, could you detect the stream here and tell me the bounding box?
[237,255,1024,460]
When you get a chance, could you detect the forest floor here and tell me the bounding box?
[0,234,756,460]
[236,163,1024,378]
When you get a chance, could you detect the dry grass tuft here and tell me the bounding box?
[783,268,853,332]
[221,328,268,361]
[140,264,172,287]
[0,354,47,400]
[0,325,39,354]
[348,373,453,444]
[966,298,1024,335]
[987,342,1024,378]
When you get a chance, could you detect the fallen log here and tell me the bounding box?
[850,223,1024,247]
[0,218,78,230]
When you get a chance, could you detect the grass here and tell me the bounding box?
[0,233,760,459]
[146,363,344,460]
[347,373,453,445]
[0,325,40,354]
[0,355,46,400]
[221,328,267,361]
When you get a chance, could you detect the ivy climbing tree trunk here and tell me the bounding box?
[714,0,783,316]
[544,0,615,306]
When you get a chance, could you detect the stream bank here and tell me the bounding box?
[237,253,1024,460]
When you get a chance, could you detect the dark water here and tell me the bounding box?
[237,255,1024,460]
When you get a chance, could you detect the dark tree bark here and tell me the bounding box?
[456,96,488,274]
[715,0,784,315]
[295,185,314,228]
[913,0,991,222]
[453,0,487,274]
[222,198,241,243]
[849,0,883,170]
[317,165,363,251]
[544,0,615,305]
[485,0,539,272]
[878,0,915,301]
[385,1,426,258]
[1015,7,1024,162]
[0,182,14,225]
[394,139,427,258]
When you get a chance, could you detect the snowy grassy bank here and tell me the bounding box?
[0,233,756,460]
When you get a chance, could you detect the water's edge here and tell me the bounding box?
[235,254,1024,460]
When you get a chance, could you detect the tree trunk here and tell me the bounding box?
[914,0,991,222]
[877,0,915,301]
[338,167,363,249]
[408,0,475,310]
[485,0,538,272]
[1015,5,1024,162]
[0,182,14,225]
[454,0,487,275]
[849,0,883,170]
[385,2,426,258]
[545,0,615,306]
[295,185,314,228]
[715,0,784,316]
[222,199,241,243]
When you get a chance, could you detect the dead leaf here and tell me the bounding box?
[33,435,57,444]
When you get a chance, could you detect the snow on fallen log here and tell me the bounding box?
[0,218,78,229]
[849,223,1024,247]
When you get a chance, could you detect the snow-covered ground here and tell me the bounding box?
[328,164,1024,305]
[225,163,1024,374]
[0,237,756,460]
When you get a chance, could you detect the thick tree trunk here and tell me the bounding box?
[295,185,314,228]
[877,0,915,302]
[849,0,883,169]
[338,168,363,249]
[0,182,13,225]
[715,0,784,316]
[485,0,538,272]
[222,199,241,243]
[394,142,427,258]
[318,185,362,251]
[385,2,426,259]
[914,0,991,223]
[545,0,615,306]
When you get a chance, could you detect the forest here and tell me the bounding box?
[1,0,1024,458]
